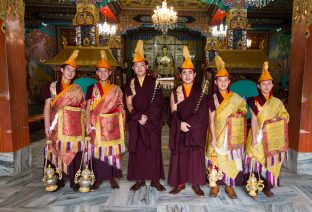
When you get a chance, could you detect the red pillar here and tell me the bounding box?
[0,2,31,175]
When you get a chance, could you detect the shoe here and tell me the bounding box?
[91,180,102,190]
[130,180,146,191]
[225,186,237,199]
[169,184,185,194]
[70,180,79,192]
[109,178,120,189]
[57,179,65,188]
[263,189,274,197]
[192,185,204,197]
[151,181,166,191]
[72,183,79,192]
[209,185,219,197]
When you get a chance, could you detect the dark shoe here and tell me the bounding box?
[91,180,102,190]
[70,180,79,192]
[151,181,166,191]
[109,178,120,189]
[57,179,65,188]
[72,183,79,192]
[263,189,274,197]
[209,185,219,197]
[130,180,146,191]
[169,184,185,194]
[225,186,237,199]
[192,185,204,197]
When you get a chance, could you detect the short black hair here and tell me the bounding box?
[61,64,76,70]
[132,60,148,66]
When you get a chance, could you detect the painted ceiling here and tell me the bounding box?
[119,0,208,9]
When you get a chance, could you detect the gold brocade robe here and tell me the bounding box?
[206,92,247,185]
[245,96,289,184]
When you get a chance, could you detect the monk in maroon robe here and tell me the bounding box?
[125,40,165,191]
[168,46,208,196]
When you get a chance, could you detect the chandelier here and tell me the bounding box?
[211,23,227,37]
[152,0,178,34]
[98,9,117,36]
[247,39,252,48]
[247,0,275,8]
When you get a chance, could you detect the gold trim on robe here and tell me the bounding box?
[206,92,247,186]
[245,96,289,186]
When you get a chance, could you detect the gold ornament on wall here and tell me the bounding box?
[73,3,99,26]
[293,0,312,38]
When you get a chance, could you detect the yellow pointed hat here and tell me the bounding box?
[258,61,273,83]
[63,50,79,68]
[181,46,195,69]
[133,40,146,63]
[215,55,230,78]
[97,50,111,69]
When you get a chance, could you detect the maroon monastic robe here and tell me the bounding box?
[168,84,208,186]
[125,75,165,181]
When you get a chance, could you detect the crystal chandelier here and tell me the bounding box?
[247,0,275,8]
[152,0,178,34]
[98,9,117,36]
[211,23,227,37]
[247,39,252,48]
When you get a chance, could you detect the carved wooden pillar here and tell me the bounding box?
[0,1,31,175]
[286,0,312,174]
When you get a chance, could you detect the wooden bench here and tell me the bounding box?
[28,114,44,123]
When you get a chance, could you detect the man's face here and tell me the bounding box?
[258,80,273,95]
[96,68,111,82]
[132,61,147,77]
[215,76,230,91]
[180,68,196,84]
[61,65,76,81]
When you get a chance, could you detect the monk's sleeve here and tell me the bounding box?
[145,87,165,124]
[42,83,51,100]
[169,111,181,151]
[208,95,216,112]
[124,80,142,121]
[247,97,257,115]
[277,101,289,123]
[184,95,209,147]
[137,87,164,150]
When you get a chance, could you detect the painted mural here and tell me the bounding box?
[268,29,291,106]
[25,27,57,115]
[268,29,291,80]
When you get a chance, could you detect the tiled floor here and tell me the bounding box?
[0,127,312,211]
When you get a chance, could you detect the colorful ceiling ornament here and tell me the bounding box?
[222,0,250,9]
[201,0,253,10]
[71,0,117,8]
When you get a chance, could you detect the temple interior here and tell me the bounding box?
[0,0,312,211]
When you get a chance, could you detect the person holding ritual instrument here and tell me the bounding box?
[43,50,86,191]
[206,55,247,199]
[245,61,289,197]
[85,50,126,190]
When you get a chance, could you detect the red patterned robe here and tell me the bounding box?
[86,82,125,181]
[43,81,85,185]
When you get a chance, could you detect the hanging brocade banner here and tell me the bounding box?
[262,117,288,167]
